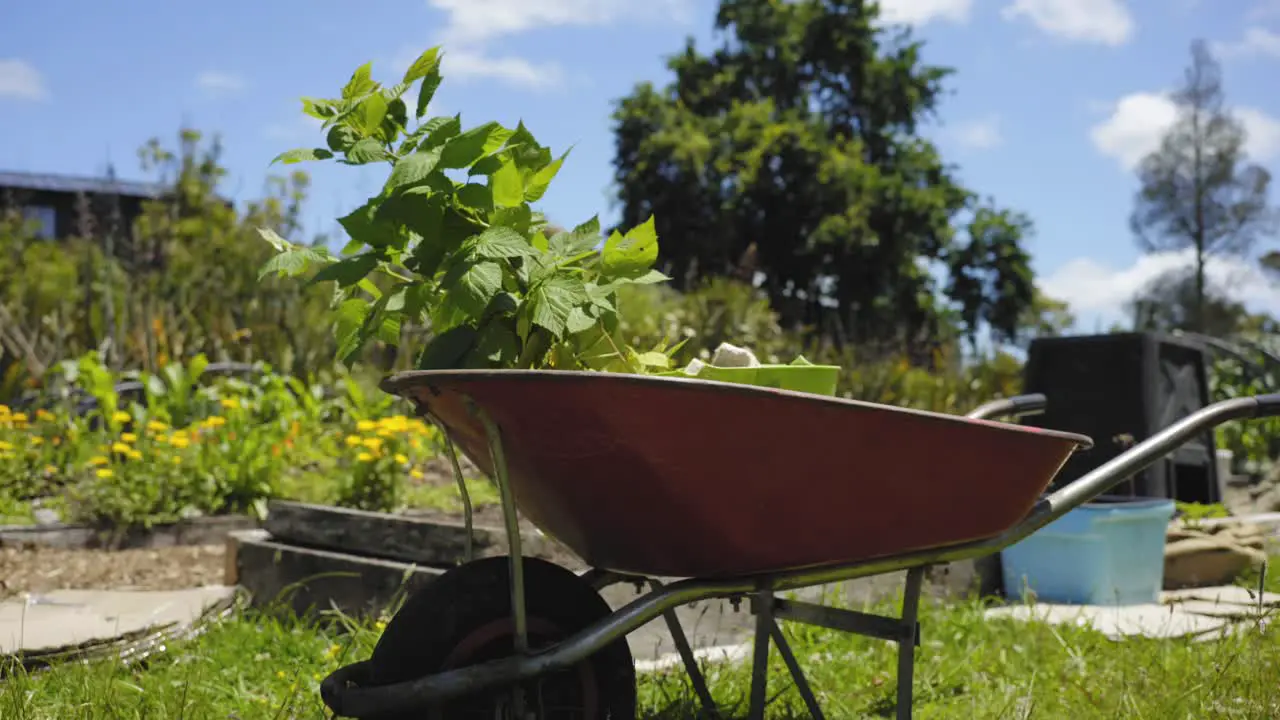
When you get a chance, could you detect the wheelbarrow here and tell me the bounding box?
[319,369,1280,719]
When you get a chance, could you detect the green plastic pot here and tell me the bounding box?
[659,360,840,397]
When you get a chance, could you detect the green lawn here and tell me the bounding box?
[3,568,1277,719]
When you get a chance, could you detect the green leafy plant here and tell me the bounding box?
[258,48,673,374]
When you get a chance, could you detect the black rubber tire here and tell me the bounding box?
[365,556,637,720]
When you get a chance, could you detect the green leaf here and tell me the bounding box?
[301,97,338,120]
[601,216,659,279]
[525,148,569,202]
[418,324,478,370]
[327,125,361,153]
[403,47,442,84]
[531,231,549,252]
[416,65,443,119]
[471,320,520,367]
[527,276,585,338]
[473,226,538,260]
[385,147,443,192]
[308,254,379,288]
[492,205,533,235]
[338,199,398,249]
[256,227,291,253]
[342,62,376,100]
[454,183,494,215]
[439,122,513,169]
[548,228,599,258]
[355,92,390,135]
[490,153,524,207]
[271,148,333,165]
[443,261,503,317]
[633,351,671,369]
[565,307,596,335]
[420,114,462,151]
[573,216,601,238]
[333,297,371,364]
[344,137,394,165]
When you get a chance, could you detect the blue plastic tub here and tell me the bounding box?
[1000,496,1176,606]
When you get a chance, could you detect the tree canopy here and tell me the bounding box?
[610,0,1038,355]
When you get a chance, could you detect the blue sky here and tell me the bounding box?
[2,0,1280,332]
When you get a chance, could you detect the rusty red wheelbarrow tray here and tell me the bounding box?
[320,369,1280,720]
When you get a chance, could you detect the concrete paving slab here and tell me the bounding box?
[0,586,235,656]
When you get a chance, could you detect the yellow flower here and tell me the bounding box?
[360,437,383,451]
[375,619,387,631]
[43,465,56,474]
[0,441,12,452]
[276,670,286,679]
[344,435,362,447]
[111,442,131,454]
[89,455,109,466]
[394,453,408,464]
[0,404,9,416]
[95,468,114,479]
[170,436,190,449]
[220,398,240,410]
[127,449,143,461]
[171,455,182,464]
[204,416,226,428]
[323,644,340,660]
[356,420,376,432]
[146,420,169,433]
[11,412,28,424]
[112,411,130,423]
[410,469,424,480]
[35,409,55,422]
[30,437,43,446]
[357,452,374,462]
[121,432,138,443]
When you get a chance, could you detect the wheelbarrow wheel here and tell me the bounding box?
[367,555,636,719]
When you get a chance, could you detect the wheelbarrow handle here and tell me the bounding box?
[966,393,1047,421]
[1015,393,1280,543]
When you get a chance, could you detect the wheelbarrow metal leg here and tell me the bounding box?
[648,579,721,719]
[747,590,773,720]
[896,566,926,720]
[471,402,530,716]
[767,613,826,720]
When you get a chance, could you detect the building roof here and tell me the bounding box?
[0,170,165,200]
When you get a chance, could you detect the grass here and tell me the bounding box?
[3,564,1277,720]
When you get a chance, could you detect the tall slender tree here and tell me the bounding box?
[1129,40,1278,334]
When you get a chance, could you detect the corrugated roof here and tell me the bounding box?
[0,170,165,199]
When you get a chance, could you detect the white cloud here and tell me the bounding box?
[1089,91,1280,170]
[1001,0,1134,46]
[196,71,245,96]
[410,0,686,90]
[1041,250,1280,327]
[443,49,563,90]
[0,58,48,101]
[877,0,974,25]
[1214,27,1280,60]
[427,0,687,45]
[950,115,1003,149]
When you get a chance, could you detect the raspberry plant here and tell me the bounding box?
[258,47,675,373]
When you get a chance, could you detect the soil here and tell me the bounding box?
[0,544,226,600]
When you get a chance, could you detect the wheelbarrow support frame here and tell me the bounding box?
[321,391,1280,720]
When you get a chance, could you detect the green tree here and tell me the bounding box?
[610,0,1037,354]
[1129,40,1279,333]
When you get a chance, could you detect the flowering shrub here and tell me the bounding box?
[0,352,448,530]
